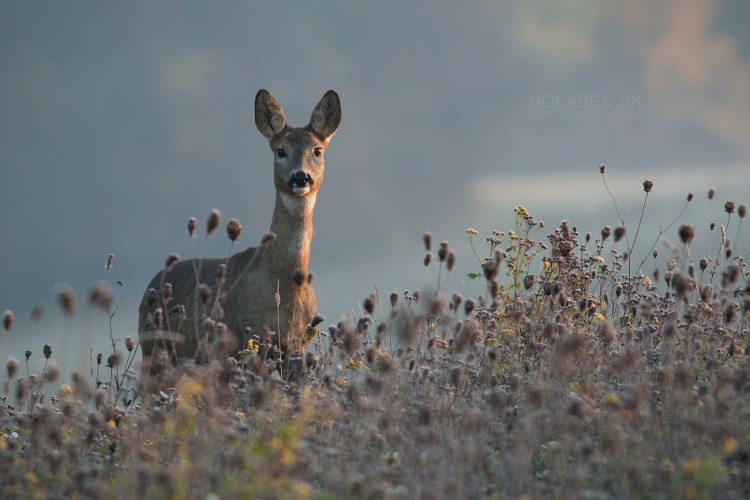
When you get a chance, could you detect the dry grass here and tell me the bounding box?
[2,171,749,499]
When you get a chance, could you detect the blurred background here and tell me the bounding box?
[2,0,749,371]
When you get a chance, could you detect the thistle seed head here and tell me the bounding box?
[165,253,180,270]
[423,232,432,251]
[601,226,611,241]
[187,217,197,238]
[56,284,77,316]
[447,250,457,271]
[199,283,211,304]
[310,314,325,328]
[3,310,13,331]
[207,209,221,235]
[88,281,113,311]
[226,218,243,242]
[7,357,18,379]
[739,204,747,218]
[671,273,690,300]
[363,295,375,315]
[438,241,449,262]
[43,344,52,359]
[678,224,695,245]
[614,226,626,243]
[643,180,654,193]
[523,274,535,290]
[725,201,736,214]
[261,231,277,246]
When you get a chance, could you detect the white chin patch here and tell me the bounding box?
[292,186,311,195]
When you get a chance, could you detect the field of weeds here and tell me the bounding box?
[2,170,749,499]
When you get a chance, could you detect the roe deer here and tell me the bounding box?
[138,89,341,382]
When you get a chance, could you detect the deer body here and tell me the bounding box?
[138,90,341,377]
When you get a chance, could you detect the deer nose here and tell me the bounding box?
[288,171,314,191]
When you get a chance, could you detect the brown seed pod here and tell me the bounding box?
[207,209,221,235]
[226,218,243,242]
[187,217,197,238]
[3,310,13,331]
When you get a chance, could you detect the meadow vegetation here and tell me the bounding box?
[2,167,749,499]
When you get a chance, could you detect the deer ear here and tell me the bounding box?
[255,90,288,140]
[309,90,341,141]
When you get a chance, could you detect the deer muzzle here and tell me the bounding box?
[288,171,315,194]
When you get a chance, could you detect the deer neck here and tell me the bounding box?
[267,192,316,274]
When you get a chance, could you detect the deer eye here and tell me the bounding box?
[276,148,287,158]
[313,147,322,158]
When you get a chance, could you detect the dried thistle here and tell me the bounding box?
[643,180,654,193]
[261,231,277,246]
[199,283,212,304]
[447,250,457,271]
[725,201,736,214]
[88,281,113,311]
[671,273,690,300]
[708,188,715,200]
[464,298,476,316]
[523,274,535,290]
[3,310,13,331]
[165,253,180,270]
[424,253,432,267]
[163,283,173,302]
[390,291,398,307]
[423,231,432,251]
[187,217,197,238]
[226,218,243,242]
[363,295,375,315]
[125,336,135,352]
[310,314,325,328]
[739,205,747,218]
[43,344,52,359]
[687,192,694,202]
[601,226,611,241]
[30,303,44,321]
[599,164,606,174]
[56,284,77,316]
[207,209,222,235]
[43,363,60,383]
[614,226,626,243]
[678,224,695,245]
[7,357,18,379]
[438,241,449,262]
